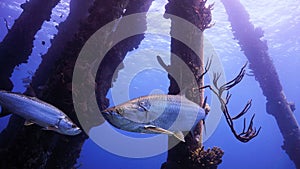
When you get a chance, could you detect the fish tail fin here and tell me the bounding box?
[203,119,207,135]
[0,106,11,118]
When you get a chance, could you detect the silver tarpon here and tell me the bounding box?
[101,94,207,142]
[0,90,81,136]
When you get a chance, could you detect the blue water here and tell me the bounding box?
[0,0,300,168]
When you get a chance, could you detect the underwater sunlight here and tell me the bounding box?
[0,0,299,168]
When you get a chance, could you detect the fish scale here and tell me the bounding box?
[0,90,81,136]
[101,94,206,142]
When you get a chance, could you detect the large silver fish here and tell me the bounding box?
[101,94,207,142]
[0,90,81,136]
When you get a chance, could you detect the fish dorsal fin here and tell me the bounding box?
[28,96,42,103]
[24,85,36,97]
[24,120,35,126]
[179,87,188,96]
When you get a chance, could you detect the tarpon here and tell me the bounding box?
[0,90,81,136]
[101,94,207,142]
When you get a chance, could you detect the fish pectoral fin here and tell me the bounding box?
[144,125,185,142]
[24,120,35,126]
[42,125,58,131]
[144,125,174,135]
[173,131,185,142]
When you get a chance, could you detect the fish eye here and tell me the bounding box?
[139,101,146,106]
[71,124,77,128]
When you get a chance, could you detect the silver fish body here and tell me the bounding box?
[0,90,81,136]
[102,94,206,141]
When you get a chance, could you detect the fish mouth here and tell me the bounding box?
[101,110,114,123]
[107,107,123,115]
[101,108,122,117]
[74,128,82,135]
[101,111,112,118]
[101,110,122,121]
[67,127,82,135]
